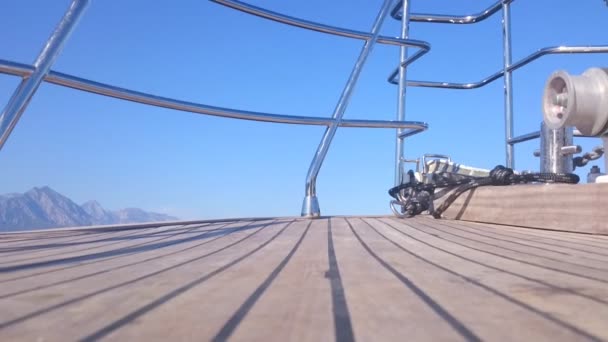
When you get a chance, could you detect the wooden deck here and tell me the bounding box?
[1,216,608,341]
[436,183,608,235]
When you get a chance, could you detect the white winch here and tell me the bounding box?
[542,67,608,182]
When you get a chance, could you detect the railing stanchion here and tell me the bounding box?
[502,1,515,168]
[301,0,394,217]
[0,0,89,151]
[395,0,412,186]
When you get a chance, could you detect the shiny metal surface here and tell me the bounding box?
[401,46,608,88]
[560,145,582,156]
[300,195,320,220]
[386,50,430,99]
[422,154,451,173]
[212,0,431,81]
[0,59,428,131]
[391,0,514,23]
[394,0,412,187]
[398,127,426,139]
[502,2,515,168]
[0,0,88,151]
[423,154,451,163]
[508,131,541,145]
[210,0,429,48]
[399,45,608,170]
[543,68,608,136]
[540,122,574,173]
[535,145,581,159]
[509,128,593,146]
[1,0,604,218]
[301,0,393,217]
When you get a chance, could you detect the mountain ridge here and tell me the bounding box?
[0,187,178,231]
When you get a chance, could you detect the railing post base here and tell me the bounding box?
[301,195,321,218]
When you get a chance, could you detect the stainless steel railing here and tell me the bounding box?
[0,59,427,130]
[0,0,89,151]
[392,0,513,23]
[300,0,396,217]
[1,0,606,218]
[398,46,608,89]
[388,0,608,175]
[0,0,430,218]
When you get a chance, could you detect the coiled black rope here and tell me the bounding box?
[389,165,579,219]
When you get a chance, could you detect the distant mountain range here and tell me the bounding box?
[0,186,178,231]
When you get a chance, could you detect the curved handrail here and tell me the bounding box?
[391,0,514,23]
[210,0,431,68]
[210,0,429,48]
[389,45,608,89]
[0,59,428,130]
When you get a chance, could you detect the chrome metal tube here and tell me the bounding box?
[386,48,429,84]
[540,122,574,173]
[392,0,514,23]
[507,131,540,145]
[212,0,431,71]
[399,46,608,88]
[502,2,515,168]
[394,0,411,186]
[301,0,394,217]
[210,0,429,49]
[398,126,426,139]
[0,0,89,151]
[0,59,429,130]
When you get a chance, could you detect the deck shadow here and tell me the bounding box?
[0,220,284,331]
[0,221,283,274]
[78,221,295,341]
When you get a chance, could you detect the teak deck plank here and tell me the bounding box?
[1,216,607,341]
[435,183,608,234]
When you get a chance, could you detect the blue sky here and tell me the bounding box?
[0,0,607,219]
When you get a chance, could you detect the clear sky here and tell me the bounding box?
[0,0,607,219]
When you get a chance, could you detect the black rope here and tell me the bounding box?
[389,165,579,219]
